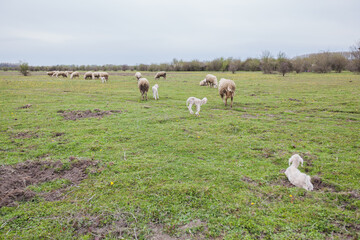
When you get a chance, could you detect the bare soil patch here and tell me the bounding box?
[0,157,98,207]
[18,104,32,109]
[58,109,123,120]
[12,131,39,139]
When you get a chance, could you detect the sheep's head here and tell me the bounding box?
[202,97,208,104]
[154,84,159,88]
[289,154,304,168]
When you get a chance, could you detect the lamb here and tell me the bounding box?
[285,154,314,191]
[100,76,107,83]
[70,71,80,79]
[152,84,159,100]
[186,97,207,116]
[218,78,236,108]
[84,71,93,80]
[199,79,208,86]
[205,74,218,88]
[138,78,150,100]
[154,71,166,80]
[135,72,142,81]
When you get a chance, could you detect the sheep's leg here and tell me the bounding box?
[224,97,228,106]
[230,96,233,108]
[195,103,201,116]
[188,103,194,114]
[157,92,159,99]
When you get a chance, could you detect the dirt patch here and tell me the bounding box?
[52,132,65,137]
[288,98,301,102]
[18,104,32,109]
[0,157,98,207]
[311,176,337,191]
[58,109,123,120]
[12,131,39,139]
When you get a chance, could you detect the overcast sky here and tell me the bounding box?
[0,0,359,66]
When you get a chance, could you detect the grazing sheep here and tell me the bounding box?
[186,97,207,116]
[100,76,107,83]
[285,154,314,191]
[152,84,159,100]
[135,72,142,81]
[84,71,93,80]
[99,72,109,80]
[205,74,218,88]
[199,79,208,86]
[154,71,166,80]
[92,72,100,80]
[65,71,73,77]
[55,71,67,78]
[47,71,55,76]
[218,78,236,108]
[138,78,150,100]
[51,71,59,77]
[70,71,80,79]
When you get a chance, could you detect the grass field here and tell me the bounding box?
[0,71,359,239]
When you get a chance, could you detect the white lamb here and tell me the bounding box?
[186,97,207,116]
[100,76,107,83]
[152,84,159,100]
[285,154,314,191]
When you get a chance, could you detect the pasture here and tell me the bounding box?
[0,71,359,239]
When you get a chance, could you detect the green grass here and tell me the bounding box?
[0,71,359,239]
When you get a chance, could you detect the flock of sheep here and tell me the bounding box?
[46,70,314,191]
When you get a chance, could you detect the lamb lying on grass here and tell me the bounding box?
[285,154,314,191]
[152,84,159,100]
[186,97,207,116]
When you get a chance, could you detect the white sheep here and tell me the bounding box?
[65,71,74,77]
[285,154,314,191]
[47,71,55,76]
[205,74,218,88]
[138,78,150,100]
[152,84,159,100]
[99,72,109,81]
[92,72,100,79]
[218,78,236,108]
[70,72,80,79]
[186,97,207,116]
[154,71,166,80]
[135,72,142,81]
[199,79,208,86]
[84,71,93,80]
[100,76,107,83]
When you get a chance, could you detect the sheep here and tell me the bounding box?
[218,78,236,108]
[152,84,159,100]
[186,97,207,116]
[84,71,93,80]
[70,71,80,79]
[205,74,218,88]
[92,72,100,79]
[47,71,55,76]
[100,76,107,83]
[99,72,109,80]
[154,71,166,80]
[199,79,208,86]
[55,71,67,78]
[51,71,59,77]
[285,154,314,191]
[138,78,150,100]
[65,71,73,77]
[135,72,142,81]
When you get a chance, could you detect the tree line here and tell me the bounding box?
[3,42,360,76]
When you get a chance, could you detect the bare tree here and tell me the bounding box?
[260,50,276,74]
[349,41,360,73]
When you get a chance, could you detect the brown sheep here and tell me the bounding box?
[154,71,166,80]
[218,78,236,108]
[138,78,150,100]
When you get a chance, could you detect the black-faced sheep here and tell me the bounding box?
[154,71,166,80]
[135,72,142,81]
[205,74,218,88]
[138,78,150,100]
[84,71,93,80]
[186,97,207,116]
[285,154,314,191]
[218,78,236,108]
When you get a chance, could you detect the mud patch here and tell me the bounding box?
[311,176,337,191]
[18,104,32,109]
[58,109,123,120]
[12,131,39,139]
[0,157,98,207]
